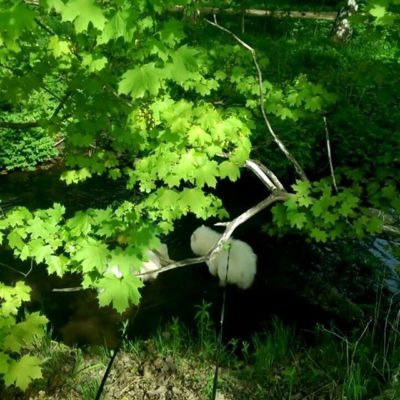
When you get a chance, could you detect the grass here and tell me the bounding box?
[3,299,400,399]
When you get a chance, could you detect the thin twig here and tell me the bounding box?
[323,116,338,193]
[320,326,350,371]
[51,91,72,119]
[0,259,34,277]
[204,16,308,181]
[34,18,55,35]
[52,287,85,292]
[350,319,372,370]
[54,138,65,147]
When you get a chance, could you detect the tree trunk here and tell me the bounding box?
[331,0,359,43]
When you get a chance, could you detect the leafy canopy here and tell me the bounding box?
[0,0,400,390]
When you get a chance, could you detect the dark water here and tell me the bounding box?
[0,168,364,347]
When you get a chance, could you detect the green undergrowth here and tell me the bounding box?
[2,300,400,399]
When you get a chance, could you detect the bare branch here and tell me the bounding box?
[244,159,276,190]
[0,259,34,278]
[204,16,308,182]
[245,159,286,191]
[323,116,338,193]
[34,18,55,35]
[54,138,65,147]
[170,6,337,21]
[53,287,85,292]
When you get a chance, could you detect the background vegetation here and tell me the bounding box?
[0,0,399,397]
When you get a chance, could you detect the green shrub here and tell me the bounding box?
[0,129,58,171]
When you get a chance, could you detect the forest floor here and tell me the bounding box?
[1,317,399,400]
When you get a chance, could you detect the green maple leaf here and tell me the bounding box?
[61,168,92,184]
[61,0,106,33]
[107,249,137,276]
[272,204,288,228]
[97,9,135,44]
[5,208,32,227]
[7,231,25,250]
[66,211,93,236]
[0,282,30,316]
[4,312,48,352]
[168,45,199,83]
[369,4,386,18]
[366,216,383,234]
[118,63,164,99]
[172,151,196,182]
[382,183,396,199]
[305,96,322,111]
[159,19,186,47]
[196,160,219,188]
[219,161,240,181]
[27,217,49,239]
[0,2,35,42]
[338,194,359,216]
[0,352,11,375]
[97,275,143,312]
[82,54,108,72]
[47,255,68,277]
[310,228,328,242]
[3,355,43,391]
[157,188,180,208]
[322,212,339,225]
[292,180,311,195]
[48,36,71,58]
[1,297,21,316]
[180,188,205,216]
[188,126,210,146]
[29,239,53,264]
[73,240,108,273]
[311,196,331,217]
[288,211,307,229]
[47,203,65,221]
[278,107,294,120]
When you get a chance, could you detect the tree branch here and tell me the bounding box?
[170,6,337,21]
[204,16,308,182]
[245,159,286,191]
[323,116,338,193]
[135,191,290,279]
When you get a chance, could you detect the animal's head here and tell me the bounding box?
[190,225,219,255]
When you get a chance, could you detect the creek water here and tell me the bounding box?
[0,168,369,347]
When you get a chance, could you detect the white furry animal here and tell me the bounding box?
[139,243,169,281]
[107,243,169,282]
[190,225,257,290]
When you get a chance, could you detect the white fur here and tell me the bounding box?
[139,243,169,281]
[107,243,169,282]
[190,225,257,289]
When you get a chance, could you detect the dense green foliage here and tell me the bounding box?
[0,0,400,392]
[0,129,57,171]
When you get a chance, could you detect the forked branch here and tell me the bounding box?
[135,191,290,278]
